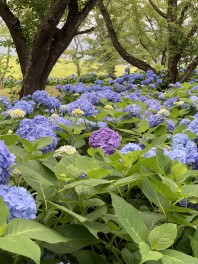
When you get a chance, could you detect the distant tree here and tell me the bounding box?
[63,35,86,77]
[0,0,98,96]
[98,0,198,83]
[84,11,122,77]
[0,20,13,89]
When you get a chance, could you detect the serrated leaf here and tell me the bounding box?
[5,218,68,244]
[171,163,188,180]
[0,134,19,145]
[161,249,198,264]
[142,179,171,215]
[181,185,198,197]
[48,201,88,223]
[33,137,53,150]
[0,234,40,264]
[74,250,110,264]
[111,193,148,244]
[156,148,171,175]
[149,224,177,251]
[43,224,99,254]
[139,242,162,263]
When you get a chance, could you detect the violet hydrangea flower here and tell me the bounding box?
[89,127,121,155]
[0,141,16,184]
[0,185,37,221]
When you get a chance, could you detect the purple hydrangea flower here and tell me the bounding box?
[0,141,16,184]
[120,143,141,154]
[89,127,121,155]
[0,185,37,221]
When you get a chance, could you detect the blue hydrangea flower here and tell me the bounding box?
[169,133,198,165]
[188,119,198,138]
[165,120,175,131]
[0,185,37,221]
[179,118,191,126]
[50,117,73,131]
[147,114,163,128]
[16,116,57,153]
[124,104,142,118]
[0,96,12,109]
[120,143,141,154]
[163,97,178,109]
[146,99,161,111]
[32,90,60,110]
[12,100,34,114]
[0,141,16,184]
[166,148,187,164]
[66,99,98,117]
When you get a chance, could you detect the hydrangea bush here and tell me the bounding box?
[1,69,198,263]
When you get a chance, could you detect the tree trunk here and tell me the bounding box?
[167,0,179,83]
[1,0,98,97]
[19,0,97,97]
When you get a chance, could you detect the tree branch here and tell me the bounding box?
[76,26,95,35]
[0,1,29,75]
[178,56,198,82]
[68,0,79,18]
[98,0,156,72]
[148,0,167,19]
[187,24,198,38]
[178,4,189,25]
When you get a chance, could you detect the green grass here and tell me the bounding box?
[8,56,129,79]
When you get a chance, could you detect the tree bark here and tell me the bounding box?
[20,0,97,97]
[0,0,98,97]
[98,0,156,73]
[167,0,179,83]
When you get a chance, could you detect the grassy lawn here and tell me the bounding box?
[8,56,129,79]
[0,56,137,99]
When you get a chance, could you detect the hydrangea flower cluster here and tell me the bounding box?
[120,143,141,154]
[124,104,142,118]
[54,145,77,158]
[0,185,37,220]
[66,98,98,117]
[89,127,121,155]
[49,116,73,131]
[12,100,34,114]
[16,115,57,153]
[168,133,198,165]
[0,96,12,109]
[7,109,26,119]
[0,140,16,184]
[32,90,60,110]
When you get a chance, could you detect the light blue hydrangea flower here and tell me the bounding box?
[0,185,37,221]
[0,141,16,184]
